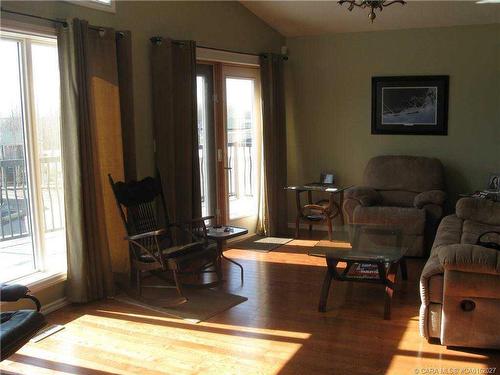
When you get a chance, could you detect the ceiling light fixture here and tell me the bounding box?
[338,0,406,22]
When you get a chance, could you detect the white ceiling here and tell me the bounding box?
[240,1,500,37]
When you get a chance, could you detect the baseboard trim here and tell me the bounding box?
[41,297,68,315]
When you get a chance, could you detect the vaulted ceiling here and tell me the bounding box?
[240,1,500,37]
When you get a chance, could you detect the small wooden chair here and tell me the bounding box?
[295,190,344,241]
[109,174,221,302]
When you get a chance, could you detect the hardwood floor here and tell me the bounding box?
[2,233,499,374]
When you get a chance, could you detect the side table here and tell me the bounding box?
[207,226,248,282]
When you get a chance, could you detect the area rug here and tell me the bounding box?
[231,235,293,252]
[114,286,247,324]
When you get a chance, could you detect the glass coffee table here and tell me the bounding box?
[309,225,407,320]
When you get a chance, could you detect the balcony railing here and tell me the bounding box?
[197,140,254,208]
[227,139,254,199]
[0,158,29,240]
[0,154,64,241]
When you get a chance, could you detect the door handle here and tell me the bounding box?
[224,167,232,170]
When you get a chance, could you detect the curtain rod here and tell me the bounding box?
[1,8,68,27]
[1,8,125,37]
[150,36,288,60]
[198,45,260,57]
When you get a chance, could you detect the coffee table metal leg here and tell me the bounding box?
[384,262,398,320]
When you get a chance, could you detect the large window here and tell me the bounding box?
[67,0,116,13]
[0,30,66,283]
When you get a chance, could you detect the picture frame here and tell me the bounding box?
[371,76,449,135]
[487,173,500,192]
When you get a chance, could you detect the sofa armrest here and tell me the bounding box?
[414,190,446,209]
[437,244,500,275]
[421,243,500,304]
[343,187,382,224]
[344,186,381,206]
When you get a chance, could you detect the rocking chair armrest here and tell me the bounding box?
[126,229,166,241]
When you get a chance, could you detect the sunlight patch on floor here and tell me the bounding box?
[94,309,312,339]
[384,314,494,374]
[223,248,326,266]
[1,310,308,375]
[314,240,352,249]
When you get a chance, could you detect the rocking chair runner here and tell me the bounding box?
[108,174,221,301]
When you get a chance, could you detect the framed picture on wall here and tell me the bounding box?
[371,75,449,135]
[487,173,500,192]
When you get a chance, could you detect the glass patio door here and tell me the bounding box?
[222,66,262,230]
[195,62,262,232]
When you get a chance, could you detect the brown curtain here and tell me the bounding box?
[59,19,128,302]
[116,31,137,181]
[259,53,287,236]
[150,38,201,223]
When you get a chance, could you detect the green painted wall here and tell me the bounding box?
[1,0,283,310]
[286,24,500,220]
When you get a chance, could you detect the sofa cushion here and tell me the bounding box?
[457,198,500,226]
[461,220,500,246]
[363,155,445,193]
[353,206,426,235]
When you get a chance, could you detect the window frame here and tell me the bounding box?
[66,0,116,13]
[0,29,67,284]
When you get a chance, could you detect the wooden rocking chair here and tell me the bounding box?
[109,174,221,303]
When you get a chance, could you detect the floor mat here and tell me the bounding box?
[231,236,293,252]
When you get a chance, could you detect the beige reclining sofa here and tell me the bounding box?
[420,198,500,348]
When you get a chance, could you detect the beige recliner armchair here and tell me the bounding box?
[343,155,446,257]
[420,198,500,349]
